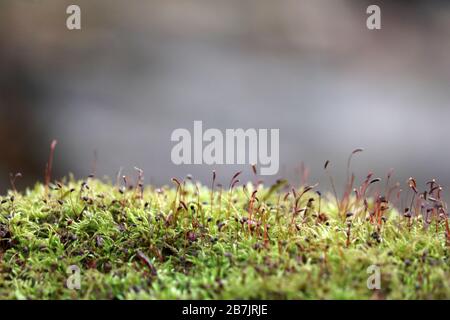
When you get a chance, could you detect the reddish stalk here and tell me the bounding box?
[44,140,58,195]
[248,190,258,234]
[227,171,242,219]
[324,160,340,216]
[9,172,22,193]
[211,170,216,214]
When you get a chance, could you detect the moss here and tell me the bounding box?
[0,177,449,299]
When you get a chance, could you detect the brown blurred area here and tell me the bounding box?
[1,0,450,195]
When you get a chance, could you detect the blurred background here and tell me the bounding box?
[1,0,450,197]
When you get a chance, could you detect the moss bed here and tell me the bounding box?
[0,171,449,299]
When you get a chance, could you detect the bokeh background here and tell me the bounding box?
[1,0,450,197]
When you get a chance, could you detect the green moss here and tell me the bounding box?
[0,177,449,299]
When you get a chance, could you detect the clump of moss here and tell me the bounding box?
[0,171,449,299]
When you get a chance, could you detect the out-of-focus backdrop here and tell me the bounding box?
[1,0,450,196]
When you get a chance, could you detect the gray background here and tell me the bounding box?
[1,0,449,198]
